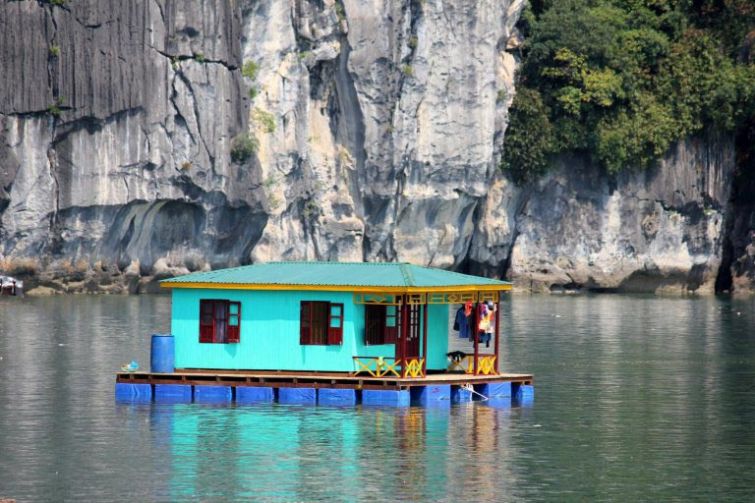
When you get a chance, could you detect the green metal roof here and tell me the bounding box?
[160,261,511,290]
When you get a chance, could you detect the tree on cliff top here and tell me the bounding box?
[502,0,755,181]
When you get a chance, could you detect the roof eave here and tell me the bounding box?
[159,282,513,293]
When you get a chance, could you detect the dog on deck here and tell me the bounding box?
[446,351,467,363]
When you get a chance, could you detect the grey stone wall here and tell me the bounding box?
[0,0,750,295]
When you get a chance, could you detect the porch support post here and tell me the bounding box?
[400,298,408,377]
[422,298,428,376]
[494,298,501,374]
[473,298,479,375]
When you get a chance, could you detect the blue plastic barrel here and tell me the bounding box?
[150,333,175,373]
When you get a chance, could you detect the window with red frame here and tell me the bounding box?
[199,299,241,343]
[364,304,398,345]
[300,301,343,345]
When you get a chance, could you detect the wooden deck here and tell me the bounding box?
[116,368,534,391]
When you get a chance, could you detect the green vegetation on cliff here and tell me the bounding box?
[503,0,755,181]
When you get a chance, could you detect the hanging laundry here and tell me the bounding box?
[478,300,497,348]
[453,305,471,339]
[478,303,491,333]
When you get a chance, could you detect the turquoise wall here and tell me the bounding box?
[426,304,449,370]
[171,289,449,372]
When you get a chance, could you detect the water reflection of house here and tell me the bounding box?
[149,401,519,500]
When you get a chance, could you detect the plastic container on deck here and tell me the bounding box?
[150,333,175,373]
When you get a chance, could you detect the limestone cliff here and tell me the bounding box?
[0,0,752,295]
[0,0,524,292]
[476,136,738,294]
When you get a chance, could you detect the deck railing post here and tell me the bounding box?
[494,299,501,374]
[422,299,428,377]
[400,298,408,377]
[473,300,479,375]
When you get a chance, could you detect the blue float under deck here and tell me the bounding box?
[116,369,533,407]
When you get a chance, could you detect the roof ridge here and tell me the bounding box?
[409,263,504,281]
[398,263,416,287]
[190,263,251,276]
[262,261,404,266]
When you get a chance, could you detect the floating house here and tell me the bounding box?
[0,275,23,296]
[116,262,534,406]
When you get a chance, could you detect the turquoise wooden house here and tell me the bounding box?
[160,262,513,378]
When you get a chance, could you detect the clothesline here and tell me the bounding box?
[452,301,497,348]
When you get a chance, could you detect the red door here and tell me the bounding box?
[405,304,421,357]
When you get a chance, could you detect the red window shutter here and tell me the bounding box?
[327,303,344,345]
[199,323,214,343]
[199,300,214,343]
[300,301,312,345]
[227,301,241,343]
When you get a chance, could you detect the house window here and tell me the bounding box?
[364,304,398,345]
[199,299,241,343]
[300,301,344,345]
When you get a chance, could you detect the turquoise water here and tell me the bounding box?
[0,294,754,501]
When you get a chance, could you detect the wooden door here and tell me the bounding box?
[405,304,421,357]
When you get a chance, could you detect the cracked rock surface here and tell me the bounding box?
[0,0,750,294]
[498,136,737,294]
[1,0,261,293]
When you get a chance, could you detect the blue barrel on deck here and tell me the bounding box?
[150,333,175,373]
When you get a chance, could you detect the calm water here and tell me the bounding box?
[0,294,754,502]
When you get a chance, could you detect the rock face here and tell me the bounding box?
[243,0,524,268]
[717,151,755,295]
[0,0,263,292]
[0,0,524,292]
[0,0,751,295]
[494,136,737,294]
